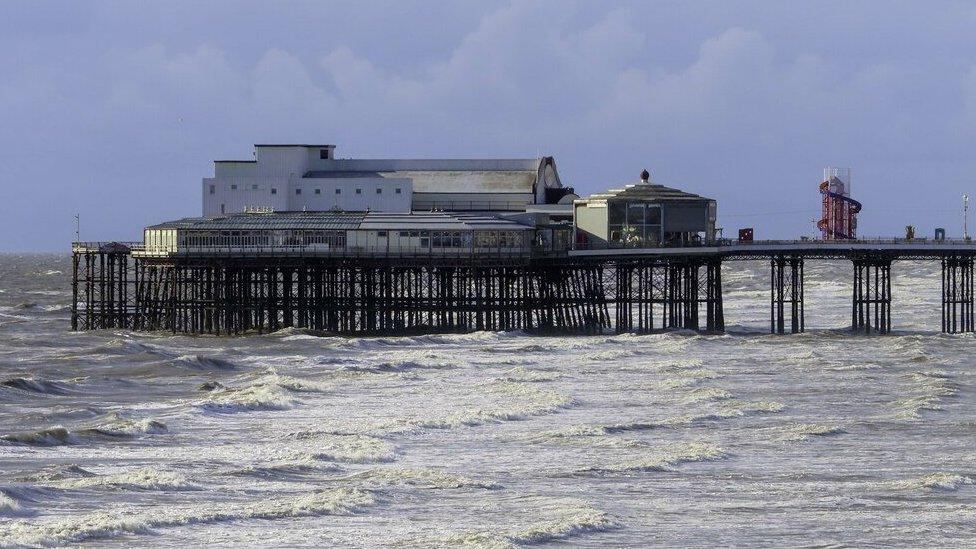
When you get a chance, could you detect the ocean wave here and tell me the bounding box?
[1,426,79,446]
[1,415,167,446]
[495,366,560,383]
[381,382,575,433]
[18,464,95,482]
[426,500,615,548]
[0,492,31,518]
[227,456,344,479]
[666,401,785,426]
[0,487,375,546]
[342,358,453,375]
[0,377,73,395]
[53,467,198,491]
[893,371,958,419]
[678,388,734,404]
[197,382,301,413]
[585,441,728,473]
[774,423,846,442]
[79,413,168,438]
[286,432,397,463]
[343,467,497,489]
[889,473,974,491]
[171,354,239,370]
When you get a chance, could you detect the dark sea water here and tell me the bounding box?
[1,253,974,547]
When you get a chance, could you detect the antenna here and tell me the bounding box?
[74,214,80,242]
[964,194,970,240]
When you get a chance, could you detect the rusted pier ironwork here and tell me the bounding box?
[73,240,976,336]
[71,247,726,336]
[770,254,804,334]
[70,243,135,331]
[611,258,723,334]
[941,254,975,333]
[851,255,892,334]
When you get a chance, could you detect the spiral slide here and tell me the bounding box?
[817,180,862,240]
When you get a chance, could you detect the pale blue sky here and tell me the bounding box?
[3,1,976,250]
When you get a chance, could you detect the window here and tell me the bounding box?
[356,188,362,195]
[377,231,388,237]
[252,184,258,190]
[376,188,382,194]
[395,188,402,194]
[230,184,237,190]
[220,204,225,214]
[271,188,277,195]
[335,189,341,195]
[296,188,302,195]
[320,149,330,159]
[209,185,215,195]
[315,189,321,195]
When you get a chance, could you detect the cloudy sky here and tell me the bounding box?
[3,1,976,250]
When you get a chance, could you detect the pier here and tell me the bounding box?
[71,239,976,336]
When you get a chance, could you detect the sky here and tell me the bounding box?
[3,0,976,251]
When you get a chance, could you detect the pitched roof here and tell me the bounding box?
[579,182,713,203]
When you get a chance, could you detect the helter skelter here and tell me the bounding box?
[818,167,862,240]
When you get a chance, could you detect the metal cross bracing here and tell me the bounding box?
[770,255,804,334]
[941,255,975,333]
[607,258,723,334]
[851,255,892,334]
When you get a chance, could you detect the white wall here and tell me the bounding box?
[202,175,412,215]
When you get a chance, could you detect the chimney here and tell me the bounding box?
[640,169,650,184]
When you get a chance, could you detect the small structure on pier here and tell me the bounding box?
[572,170,717,249]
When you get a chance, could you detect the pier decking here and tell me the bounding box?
[71,239,976,336]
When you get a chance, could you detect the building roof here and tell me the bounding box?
[146,211,533,232]
[578,182,713,203]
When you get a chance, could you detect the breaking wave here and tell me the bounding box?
[198,383,300,413]
[52,467,198,491]
[425,499,616,548]
[0,487,375,546]
[1,412,167,446]
[0,492,31,518]
[585,441,728,473]
[775,423,846,442]
[170,354,239,370]
[382,382,574,433]
[286,432,397,463]
[343,467,498,489]
[889,473,974,491]
[0,377,73,395]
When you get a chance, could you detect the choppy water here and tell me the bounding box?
[1,254,975,547]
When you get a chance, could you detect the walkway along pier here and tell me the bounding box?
[71,239,976,336]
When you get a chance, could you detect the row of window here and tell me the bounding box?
[209,185,403,196]
[172,229,526,249]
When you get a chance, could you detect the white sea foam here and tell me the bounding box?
[426,500,616,548]
[775,423,846,442]
[287,432,397,463]
[495,366,560,383]
[382,382,574,433]
[343,467,498,489]
[890,473,974,491]
[587,441,728,473]
[0,492,30,518]
[198,383,300,413]
[52,467,198,491]
[666,401,785,426]
[0,487,375,546]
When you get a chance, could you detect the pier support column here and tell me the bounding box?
[703,259,725,333]
[770,255,804,334]
[941,254,975,333]
[852,256,892,334]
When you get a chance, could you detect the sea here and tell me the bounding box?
[0,253,974,547]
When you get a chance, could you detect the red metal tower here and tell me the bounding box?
[817,167,861,240]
